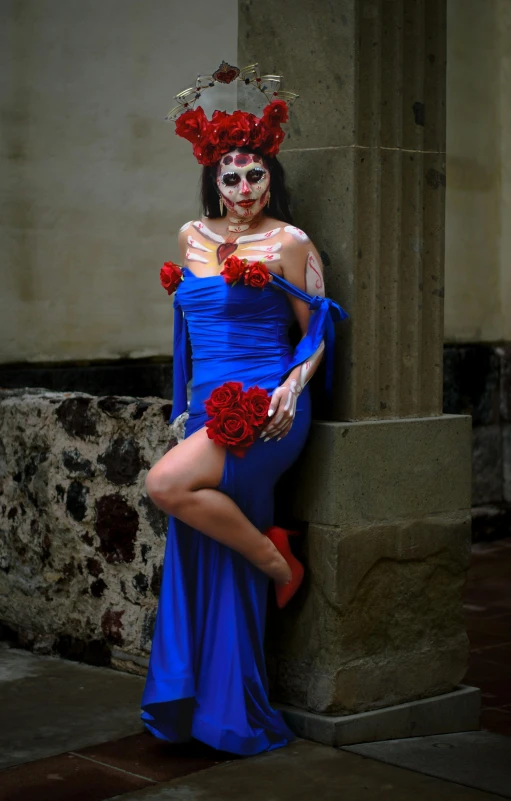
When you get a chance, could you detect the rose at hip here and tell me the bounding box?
[204,381,244,417]
[242,386,270,427]
[206,407,257,457]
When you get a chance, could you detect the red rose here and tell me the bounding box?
[211,110,229,127]
[263,99,289,127]
[227,111,252,148]
[244,261,271,288]
[175,107,207,144]
[193,137,223,167]
[204,381,244,417]
[249,118,265,150]
[209,111,230,148]
[193,134,222,166]
[160,261,183,294]
[206,407,257,457]
[258,126,285,158]
[220,255,247,285]
[243,386,270,427]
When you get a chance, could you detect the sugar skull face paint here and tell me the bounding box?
[216,149,270,220]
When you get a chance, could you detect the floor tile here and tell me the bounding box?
[75,732,234,782]
[0,751,151,801]
[0,644,144,770]
[98,738,511,801]
[481,708,511,737]
[344,731,511,800]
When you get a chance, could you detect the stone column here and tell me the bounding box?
[239,0,479,745]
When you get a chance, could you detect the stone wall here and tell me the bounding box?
[0,388,184,671]
[444,343,511,540]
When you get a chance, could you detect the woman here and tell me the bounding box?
[141,65,348,756]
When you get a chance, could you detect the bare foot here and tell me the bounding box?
[251,537,291,585]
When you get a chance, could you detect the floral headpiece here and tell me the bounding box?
[165,62,298,166]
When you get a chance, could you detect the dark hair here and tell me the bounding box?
[200,147,293,224]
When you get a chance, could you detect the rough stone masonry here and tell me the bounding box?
[0,388,184,671]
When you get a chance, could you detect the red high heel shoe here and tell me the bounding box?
[264,526,304,608]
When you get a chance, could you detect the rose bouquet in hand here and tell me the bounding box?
[204,381,270,457]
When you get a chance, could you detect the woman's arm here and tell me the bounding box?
[262,233,326,441]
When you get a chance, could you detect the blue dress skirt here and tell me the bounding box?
[140,266,347,755]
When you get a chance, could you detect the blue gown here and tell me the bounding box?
[140,265,348,755]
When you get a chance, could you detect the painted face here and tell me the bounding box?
[216,150,270,219]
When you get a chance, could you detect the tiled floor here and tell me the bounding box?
[464,536,511,736]
[1,537,509,801]
[0,734,234,801]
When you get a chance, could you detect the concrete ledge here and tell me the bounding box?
[275,684,481,747]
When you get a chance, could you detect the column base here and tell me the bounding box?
[275,685,481,747]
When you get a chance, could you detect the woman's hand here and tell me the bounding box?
[260,378,301,441]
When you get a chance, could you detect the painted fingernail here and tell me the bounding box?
[277,436,282,441]
[264,436,270,442]
[260,430,267,437]
[268,410,274,417]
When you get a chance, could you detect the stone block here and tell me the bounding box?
[292,415,472,527]
[357,0,446,154]
[281,148,446,421]
[238,0,356,150]
[472,426,503,505]
[279,146,355,310]
[239,0,446,154]
[0,389,182,665]
[276,685,480,747]
[266,512,471,714]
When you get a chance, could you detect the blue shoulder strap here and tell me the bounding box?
[269,272,349,398]
[169,294,192,422]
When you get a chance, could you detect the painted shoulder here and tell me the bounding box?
[284,225,311,243]
[179,220,194,233]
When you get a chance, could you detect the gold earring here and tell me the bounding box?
[266,190,271,208]
[219,196,224,215]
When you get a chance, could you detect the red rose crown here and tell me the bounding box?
[166,62,298,166]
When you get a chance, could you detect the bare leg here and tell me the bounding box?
[145,427,291,584]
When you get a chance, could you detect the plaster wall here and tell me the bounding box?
[0,0,237,363]
[445,0,511,343]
